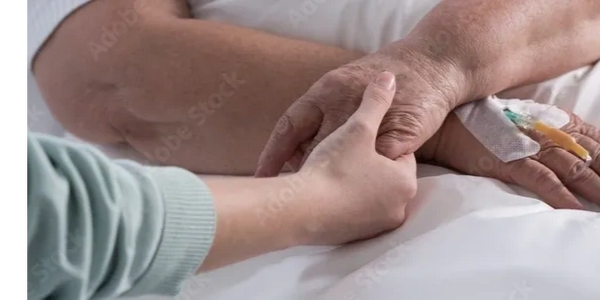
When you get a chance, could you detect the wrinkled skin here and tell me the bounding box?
[295,72,418,245]
[420,112,600,209]
[255,48,599,209]
[255,51,465,176]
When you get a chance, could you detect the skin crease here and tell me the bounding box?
[33,0,600,207]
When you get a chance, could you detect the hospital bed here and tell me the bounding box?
[28,0,600,299]
[29,49,600,300]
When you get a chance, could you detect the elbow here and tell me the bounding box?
[33,42,131,144]
[33,71,124,144]
[31,3,156,144]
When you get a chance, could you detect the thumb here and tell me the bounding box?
[299,71,397,167]
[348,71,397,135]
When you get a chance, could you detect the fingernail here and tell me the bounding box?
[375,71,396,90]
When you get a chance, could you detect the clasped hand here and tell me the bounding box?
[291,71,417,245]
[257,44,600,209]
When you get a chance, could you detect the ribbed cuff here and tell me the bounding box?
[130,167,216,296]
[28,0,91,67]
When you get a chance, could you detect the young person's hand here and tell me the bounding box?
[293,71,418,245]
[202,72,418,270]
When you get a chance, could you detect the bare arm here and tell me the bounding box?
[397,0,600,104]
[33,0,361,174]
[34,0,600,175]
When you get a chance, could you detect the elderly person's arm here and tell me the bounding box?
[255,0,600,207]
[31,0,600,208]
[32,0,361,174]
[258,0,600,175]
[404,0,600,104]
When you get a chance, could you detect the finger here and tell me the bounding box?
[393,154,418,198]
[300,128,329,169]
[580,122,600,142]
[535,147,600,205]
[376,133,405,159]
[375,98,450,159]
[525,127,600,204]
[505,158,582,209]
[394,154,417,175]
[255,100,323,177]
[301,71,397,164]
[285,149,305,172]
[348,71,397,135]
[573,133,600,174]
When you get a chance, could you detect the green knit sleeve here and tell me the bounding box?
[27,133,216,300]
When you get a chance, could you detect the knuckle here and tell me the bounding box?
[275,113,296,135]
[532,168,562,193]
[582,125,600,140]
[565,162,592,185]
[404,181,418,199]
[320,70,347,87]
[385,207,406,228]
[535,146,560,161]
[368,92,391,107]
[590,143,600,163]
[503,160,526,183]
[379,107,426,147]
[392,171,418,199]
[346,120,370,137]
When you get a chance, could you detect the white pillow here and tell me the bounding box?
[188,0,442,53]
[28,72,65,136]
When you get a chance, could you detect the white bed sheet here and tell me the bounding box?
[128,165,600,300]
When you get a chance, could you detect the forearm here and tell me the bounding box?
[27,132,314,296]
[113,17,360,173]
[199,175,314,271]
[33,0,360,174]
[395,0,600,103]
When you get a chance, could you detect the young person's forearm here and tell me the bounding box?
[398,0,600,103]
[33,0,360,174]
[198,175,317,271]
[27,131,318,295]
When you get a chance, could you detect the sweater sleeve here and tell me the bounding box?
[27,0,91,66]
[27,132,216,300]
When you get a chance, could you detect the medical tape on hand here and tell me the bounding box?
[454,96,570,163]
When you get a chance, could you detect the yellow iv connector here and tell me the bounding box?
[503,108,591,164]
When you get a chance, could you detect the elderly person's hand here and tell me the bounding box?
[255,0,600,177]
[293,71,417,244]
[419,111,600,209]
[255,46,466,176]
